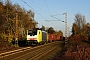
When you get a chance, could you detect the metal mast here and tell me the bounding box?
[64,12,67,42]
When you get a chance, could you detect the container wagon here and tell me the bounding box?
[48,34,56,42]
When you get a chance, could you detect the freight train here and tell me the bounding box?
[26,28,61,45]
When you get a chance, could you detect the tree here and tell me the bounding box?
[27,10,35,20]
[72,13,86,35]
[0,1,4,29]
[47,27,55,34]
[74,13,86,29]
[72,23,79,35]
[71,13,90,42]
[85,23,90,41]
[40,25,45,30]
[55,30,63,36]
[13,3,37,39]
[0,0,38,44]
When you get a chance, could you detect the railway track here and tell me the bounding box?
[0,47,31,57]
[29,45,58,60]
[0,41,61,60]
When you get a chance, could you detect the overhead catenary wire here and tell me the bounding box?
[44,0,51,16]
[30,0,56,29]
[21,0,63,31]
[43,0,65,29]
[45,20,64,30]
[21,0,46,19]
[30,0,50,16]
[51,15,65,22]
[51,14,64,16]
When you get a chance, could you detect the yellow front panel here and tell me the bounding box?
[37,30,42,43]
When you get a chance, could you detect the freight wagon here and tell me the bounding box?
[48,34,61,42]
[55,35,61,41]
[48,34,56,42]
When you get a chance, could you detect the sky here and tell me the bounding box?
[7,0,90,36]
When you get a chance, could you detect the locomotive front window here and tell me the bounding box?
[33,30,37,35]
[28,30,32,35]
[28,30,37,35]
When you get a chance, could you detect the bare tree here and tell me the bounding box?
[73,13,86,35]
[74,13,86,30]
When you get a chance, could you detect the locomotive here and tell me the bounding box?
[26,28,61,45]
[26,29,48,45]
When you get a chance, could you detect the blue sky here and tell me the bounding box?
[10,0,90,36]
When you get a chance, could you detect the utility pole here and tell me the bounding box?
[15,13,19,47]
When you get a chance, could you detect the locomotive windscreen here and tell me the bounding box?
[28,30,37,35]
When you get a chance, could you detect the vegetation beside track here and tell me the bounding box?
[52,40,90,60]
